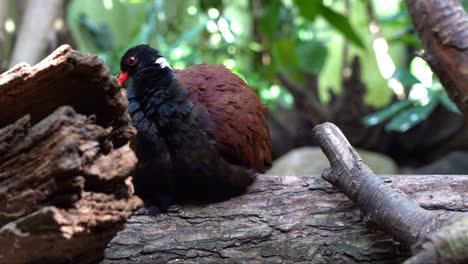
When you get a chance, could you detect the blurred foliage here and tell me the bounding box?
[66,0,463,132]
[362,3,464,132]
[66,0,382,108]
[363,78,460,133]
[1,0,21,70]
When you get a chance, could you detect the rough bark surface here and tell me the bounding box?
[0,45,141,263]
[0,44,134,148]
[312,122,456,247]
[103,174,468,264]
[405,215,468,264]
[0,106,142,264]
[313,122,468,264]
[405,0,468,115]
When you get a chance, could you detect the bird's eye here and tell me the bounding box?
[128,57,137,66]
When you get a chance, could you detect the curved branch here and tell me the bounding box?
[312,122,457,246]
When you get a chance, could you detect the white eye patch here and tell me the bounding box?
[155,57,172,69]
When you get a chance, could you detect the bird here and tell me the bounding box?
[118,44,271,212]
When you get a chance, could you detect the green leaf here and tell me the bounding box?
[377,10,409,26]
[463,0,468,9]
[388,32,421,47]
[294,0,322,21]
[138,1,161,46]
[385,99,438,132]
[439,92,462,113]
[67,0,149,72]
[320,5,365,49]
[271,38,298,70]
[199,0,223,12]
[271,38,305,82]
[296,40,327,74]
[68,0,148,51]
[362,99,413,126]
[77,14,115,51]
[260,2,280,42]
[392,69,421,87]
[167,21,207,54]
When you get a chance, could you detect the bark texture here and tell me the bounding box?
[103,174,468,264]
[313,122,468,264]
[405,0,468,115]
[0,107,142,264]
[405,215,468,264]
[0,44,134,148]
[0,45,141,263]
[312,122,456,246]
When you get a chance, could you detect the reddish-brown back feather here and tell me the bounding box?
[174,64,272,172]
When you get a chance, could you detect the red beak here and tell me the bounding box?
[118,71,129,85]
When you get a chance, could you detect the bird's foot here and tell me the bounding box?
[134,205,163,216]
[134,194,177,217]
[149,205,165,216]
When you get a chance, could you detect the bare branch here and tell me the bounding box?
[312,122,458,246]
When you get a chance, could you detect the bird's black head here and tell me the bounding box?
[118,44,172,85]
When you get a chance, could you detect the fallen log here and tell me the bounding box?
[0,45,141,263]
[103,173,468,263]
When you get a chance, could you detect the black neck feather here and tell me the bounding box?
[127,64,198,149]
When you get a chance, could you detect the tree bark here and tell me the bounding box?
[405,0,468,115]
[312,122,456,247]
[103,174,468,264]
[0,107,142,264]
[0,44,134,148]
[0,45,140,263]
[313,122,468,264]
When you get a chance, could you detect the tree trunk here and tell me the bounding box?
[103,174,468,264]
[8,0,64,67]
[405,0,468,115]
